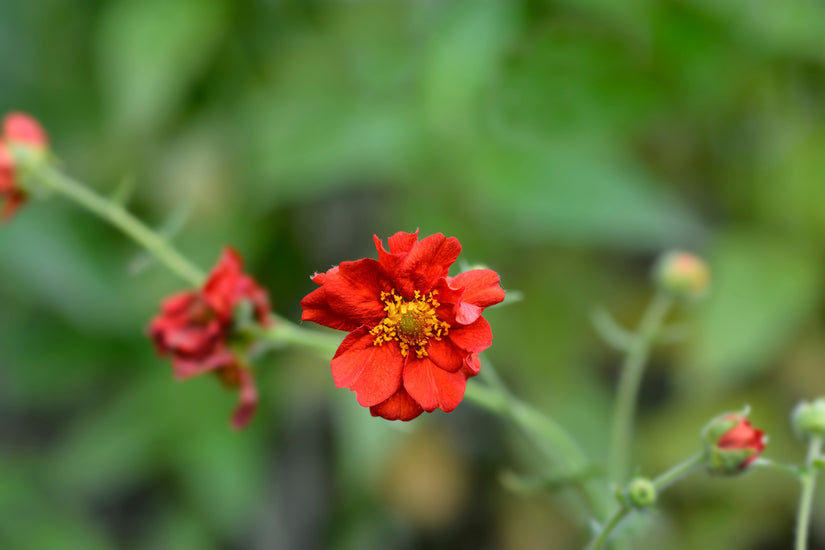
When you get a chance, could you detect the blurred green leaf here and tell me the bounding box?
[97,0,227,137]
[462,135,705,248]
[683,233,822,387]
[422,0,516,134]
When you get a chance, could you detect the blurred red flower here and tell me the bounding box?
[715,415,766,469]
[0,112,48,220]
[301,230,505,421]
[150,247,271,429]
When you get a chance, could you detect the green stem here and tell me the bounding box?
[608,290,673,483]
[259,317,342,355]
[464,378,607,518]
[652,452,705,490]
[587,452,704,550]
[587,507,632,550]
[35,165,349,358]
[33,164,206,287]
[795,436,823,550]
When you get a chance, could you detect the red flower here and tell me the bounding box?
[704,413,766,474]
[0,112,48,221]
[301,230,505,421]
[149,247,272,429]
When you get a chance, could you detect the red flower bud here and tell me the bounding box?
[4,112,49,148]
[149,247,272,429]
[704,413,766,474]
[0,112,49,221]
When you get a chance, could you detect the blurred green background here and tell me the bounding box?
[2,0,825,548]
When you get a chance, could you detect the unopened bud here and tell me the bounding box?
[792,398,825,440]
[702,411,766,475]
[653,250,710,300]
[625,477,657,508]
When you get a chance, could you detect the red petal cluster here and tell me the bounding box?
[149,248,272,429]
[301,230,505,421]
[716,415,766,469]
[0,112,48,221]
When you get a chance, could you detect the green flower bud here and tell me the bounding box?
[792,398,825,440]
[652,250,710,300]
[625,477,657,508]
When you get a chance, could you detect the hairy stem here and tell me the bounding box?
[608,290,673,483]
[34,165,206,287]
[465,366,607,519]
[795,436,823,550]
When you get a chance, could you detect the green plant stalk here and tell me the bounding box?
[31,164,338,351]
[608,290,673,483]
[464,376,607,519]
[33,165,206,287]
[587,452,705,550]
[795,436,823,550]
[259,316,342,355]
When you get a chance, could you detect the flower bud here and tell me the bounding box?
[702,412,766,475]
[625,477,657,508]
[792,398,825,440]
[652,250,710,300]
[0,112,49,221]
[4,112,48,149]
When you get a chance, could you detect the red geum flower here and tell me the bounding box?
[300,230,505,421]
[0,112,48,221]
[149,247,272,429]
[704,412,767,474]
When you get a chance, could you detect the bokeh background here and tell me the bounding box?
[2,1,825,549]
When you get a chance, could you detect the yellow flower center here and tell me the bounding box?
[370,289,450,358]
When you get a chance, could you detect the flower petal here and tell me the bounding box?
[230,366,258,430]
[387,233,461,296]
[202,248,244,317]
[448,316,493,353]
[331,328,404,407]
[426,337,466,373]
[171,347,236,379]
[310,258,390,328]
[403,356,467,413]
[300,285,362,331]
[462,353,481,377]
[370,388,424,421]
[450,269,506,324]
[0,144,15,192]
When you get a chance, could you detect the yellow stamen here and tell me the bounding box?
[370,289,450,358]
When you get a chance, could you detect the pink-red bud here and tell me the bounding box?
[653,250,710,300]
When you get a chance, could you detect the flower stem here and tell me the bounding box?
[795,436,823,550]
[608,290,673,483]
[33,164,206,287]
[464,371,607,518]
[652,452,705,490]
[586,452,704,550]
[259,317,342,355]
[587,506,632,550]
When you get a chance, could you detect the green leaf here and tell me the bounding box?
[97,0,227,137]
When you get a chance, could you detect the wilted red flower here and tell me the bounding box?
[301,230,505,421]
[704,413,766,474]
[0,112,48,221]
[149,247,272,429]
